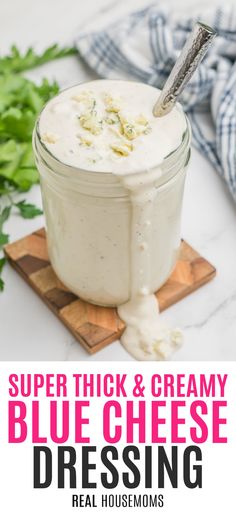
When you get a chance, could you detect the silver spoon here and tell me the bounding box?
[153,22,216,117]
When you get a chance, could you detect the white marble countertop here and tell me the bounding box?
[0,0,236,361]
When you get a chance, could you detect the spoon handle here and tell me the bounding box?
[153,22,216,117]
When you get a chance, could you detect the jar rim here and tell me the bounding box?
[34,79,191,181]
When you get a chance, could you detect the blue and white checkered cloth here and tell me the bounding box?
[76,4,236,201]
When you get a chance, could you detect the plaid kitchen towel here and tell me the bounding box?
[76,4,236,201]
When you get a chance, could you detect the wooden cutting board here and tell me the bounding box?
[4,228,216,354]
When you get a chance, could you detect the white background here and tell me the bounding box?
[0,0,236,361]
[0,361,235,515]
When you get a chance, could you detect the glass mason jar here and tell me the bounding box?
[33,95,191,308]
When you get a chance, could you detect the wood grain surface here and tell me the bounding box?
[4,229,216,354]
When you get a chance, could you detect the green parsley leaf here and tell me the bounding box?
[0,205,11,230]
[0,205,11,249]
[0,257,6,291]
[1,106,36,141]
[0,258,6,292]
[13,168,39,191]
[0,44,76,74]
[15,200,43,219]
[36,78,59,101]
[0,257,6,273]
[0,233,9,247]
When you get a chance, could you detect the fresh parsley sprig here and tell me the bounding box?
[15,200,43,219]
[0,44,76,74]
[0,197,43,288]
[0,257,6,291]
[0,43,76,290]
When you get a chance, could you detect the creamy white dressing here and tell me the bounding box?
[38,80,187,361]
[117,168,182,360]
[39,80,185,174]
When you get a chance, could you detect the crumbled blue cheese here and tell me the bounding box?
[77,134,93,146]
[73,90,153,157]
[110,141,133,156]
[104,93,122,113]
[41,132,59,144]
[105,113,119,125]
[119,113,151,140]
[72,91,96,112]
[79,111,103,135]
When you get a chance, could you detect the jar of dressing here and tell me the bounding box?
[33,80,191,360]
